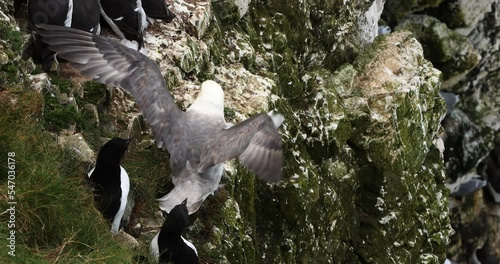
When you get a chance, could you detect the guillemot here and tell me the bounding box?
[23,0,101,71]
[150,199,198,263]
[88,137,131,234]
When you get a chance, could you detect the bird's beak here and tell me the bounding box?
[182,198,188,205]
[126,138,133,145]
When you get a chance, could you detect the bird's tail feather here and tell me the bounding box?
[157,180,214,215]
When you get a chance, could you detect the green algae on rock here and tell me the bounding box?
[384,0,445,24]
[396,15,480,87]
[2,0,454,263]
[193,27,450,262]
[428,0,497,31]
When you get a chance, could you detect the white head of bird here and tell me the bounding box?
[188,80,225,116]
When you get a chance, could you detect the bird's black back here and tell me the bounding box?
[24,0,101,71]
[89,138,129,221]
[158,202,198,264]
[158,237,199,264]
[27,0,69,26]
[99,0,144,47]
[142,0,175,23]
[24,0,70,71]
[71,0,100,32]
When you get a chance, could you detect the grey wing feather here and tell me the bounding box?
[36,24,186,158]
[198,113,283,182]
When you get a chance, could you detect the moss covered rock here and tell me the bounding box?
[382,0,500,263]
[1,0,453,263]
[429,0,497,31]
[384,0,445,24]
[397,15,480,86]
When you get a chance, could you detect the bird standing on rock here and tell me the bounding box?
[142,0,176,23]
[97,0,148,51]
[150,199,199,264]
[23,0,101,71]
[88,137,131,234]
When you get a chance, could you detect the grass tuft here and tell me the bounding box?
[0,88,137,263]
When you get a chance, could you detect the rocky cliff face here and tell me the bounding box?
[1,0,454,263]
[385,0,500,263]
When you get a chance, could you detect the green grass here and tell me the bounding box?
[43,93,81,132]
[48,74,73,94]
[122,146,171,220]
[0,18,227,262]
[0,88,138,263]
[0,20,24,53]
[223,107,236,121]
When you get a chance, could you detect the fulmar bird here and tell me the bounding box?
[37,24,285,214]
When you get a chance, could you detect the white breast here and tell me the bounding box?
[181,236,198,256]
[64,0,73,27]
[111,166,129,234]
[150,231,160,262]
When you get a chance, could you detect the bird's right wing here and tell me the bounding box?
[36,24,186,156]
[198,112,285,182]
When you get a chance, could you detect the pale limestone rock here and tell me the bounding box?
[448,0,496,36]
[224,30,256,66]
[357,0,386,47]
[83,103,99,127]
[0,49,8,65]
[29,73,51,93]
[57,133,95,163]
[126,113,146,142]
[397,15,481,88]
[213,65,275,121]
[169,0,212,39]
[114,230,140,249]
[234,0,251,19]
[213,0,251,21]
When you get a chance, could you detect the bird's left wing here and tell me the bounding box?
[36,24,186,158]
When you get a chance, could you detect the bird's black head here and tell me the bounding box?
[161,199,189,234]
[95,137,131,165]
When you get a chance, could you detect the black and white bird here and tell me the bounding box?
[37,25,285,215]
[446,172,487,197]
[439,91,459,115]
[142,0,176,23]
[150,200,198,264]
[23,0,101,71]
[98,0,148,51]
[88,137,131,234]
[485,146,500,203]
[472,242,500,264]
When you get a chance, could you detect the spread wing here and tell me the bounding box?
[36,24,186,158]
[198,113,284,182]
